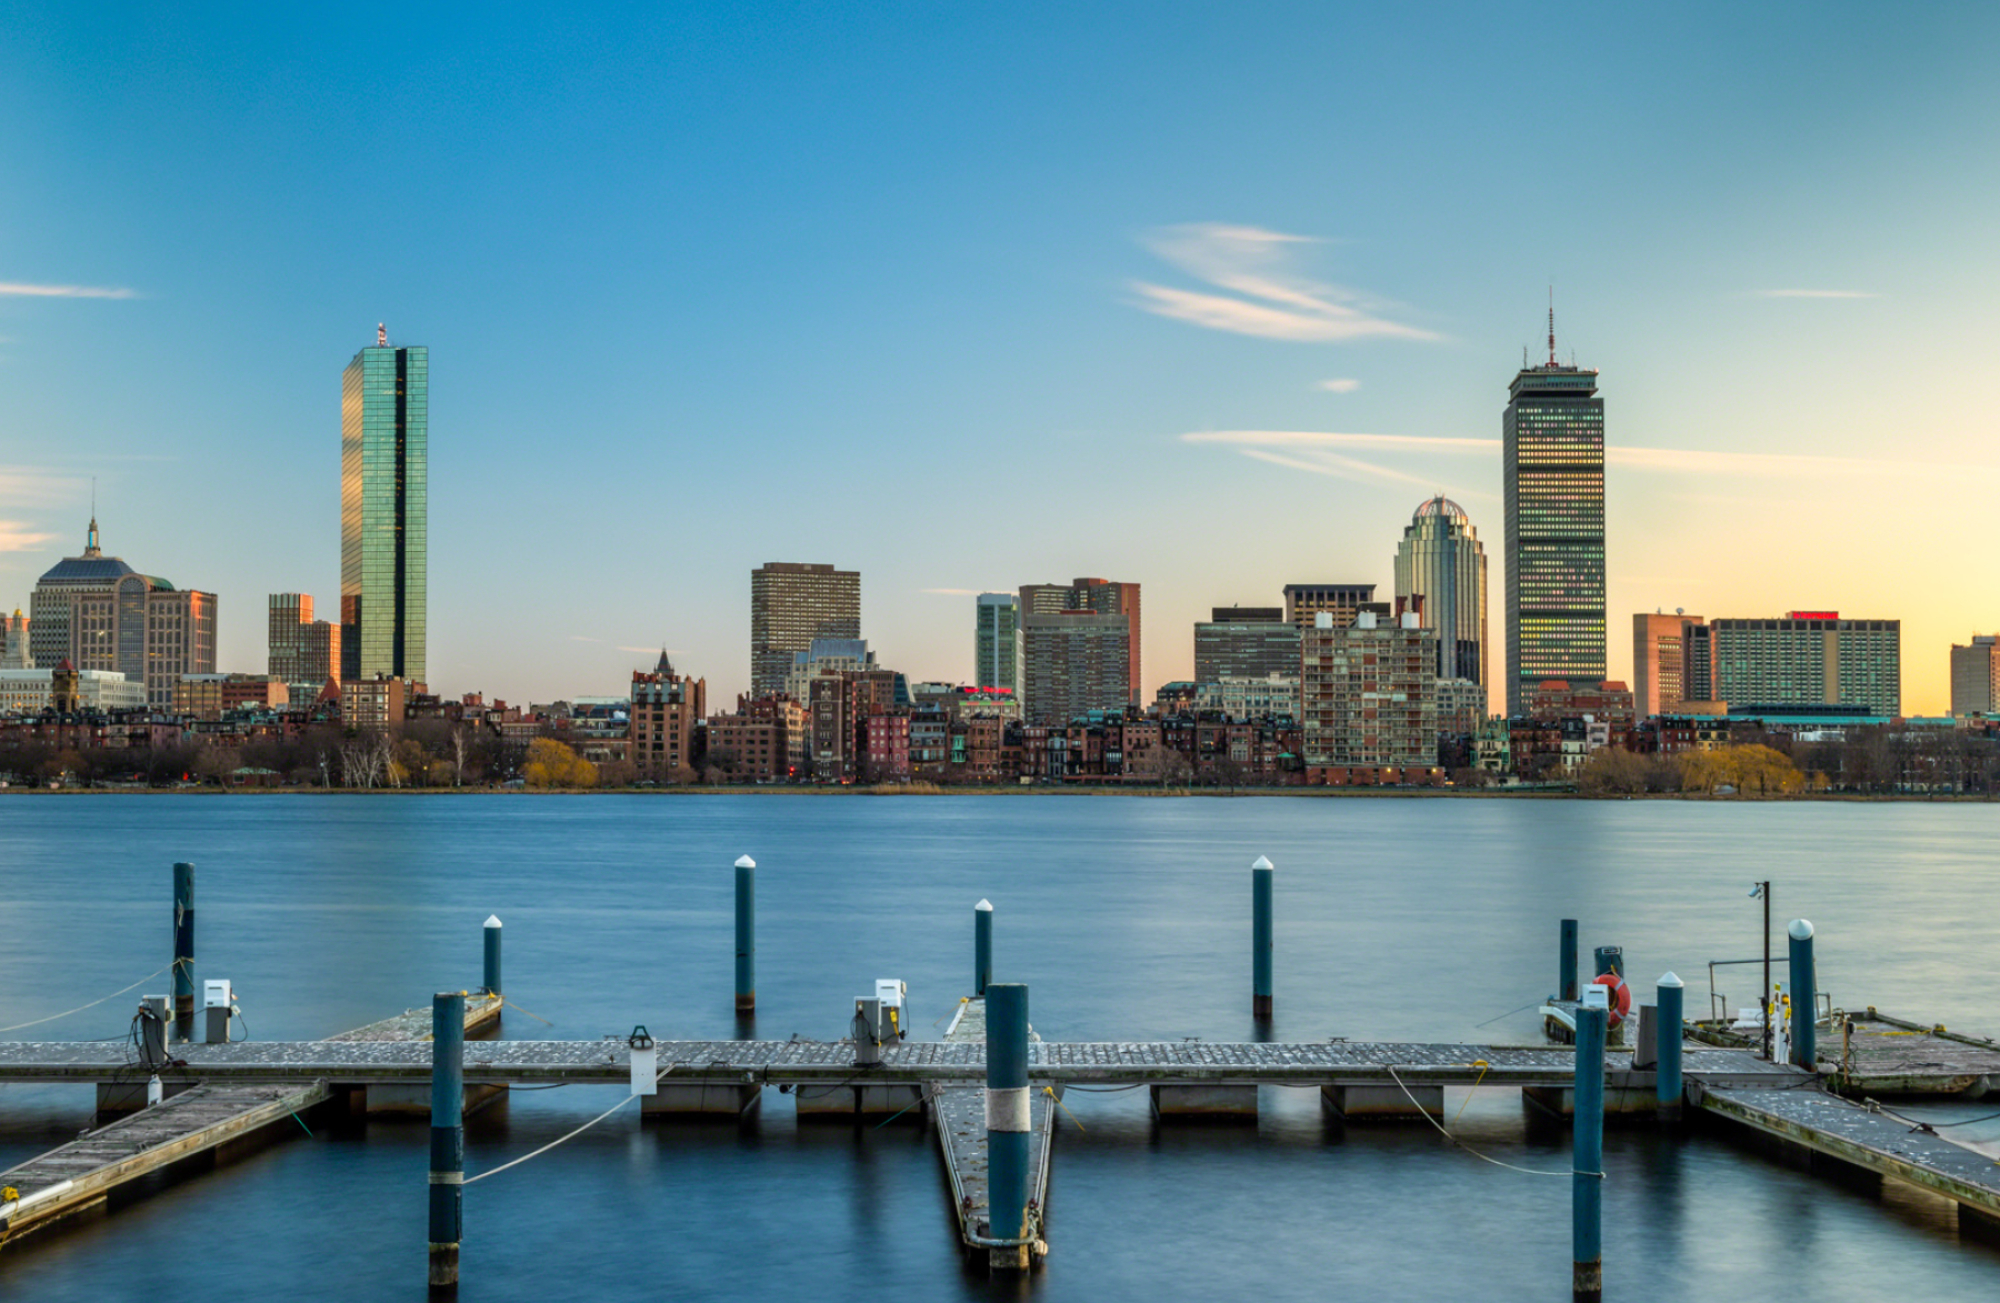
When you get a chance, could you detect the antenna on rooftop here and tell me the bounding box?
[1547,287,1557,367]
[377,322,387,347]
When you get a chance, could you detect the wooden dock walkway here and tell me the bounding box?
[933,999,1056,1271]
[1831,1009,2000,1098]
[0,1082,329,1243]
[0,990,500,1244]
[0,1037,1791,1091]
[1694,1080,2000,1226]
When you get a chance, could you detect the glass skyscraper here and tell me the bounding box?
[341,330,427,685]
[1503,335,1604,716]
[975,593,1021,691]
[1393,496,1488,689]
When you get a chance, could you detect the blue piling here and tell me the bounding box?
[1788,920,1816,1069]
[1656,972,1684,1124]
[429,992,465,1290]
[1573,1001,1606,1300]
[734,855,756,1014]
[1252,856,1274,1019]
[1560,919,1579,1001]
[985,982,1031,1251]
[172,862,196,1043]
[975,899,993,996]
[482,916,502,998]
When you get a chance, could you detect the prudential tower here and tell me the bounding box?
[1502,308,1604,716]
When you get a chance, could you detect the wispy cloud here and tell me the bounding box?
[617,645,678,656]
[0,521,56,552]
[1318,378,1361,393]
[1181,429,1998,482]
[0,282,138,299]
[1754,289,1879,299]
[569,635,604,644]
[1131,224,1438,343]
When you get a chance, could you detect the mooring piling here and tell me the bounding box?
[1251,856,1274,1019]
[1559,918,1579,1001]
[734,856,756,1015]
[1788,920,1816,1069]
[429,992,465,1290]
[1573,996,1607,1301]
[482,917,502,998]
[974,899,993,997]
[172,863,196,1044]
[985,982,1031,1265]
[1656,972,1684,1124]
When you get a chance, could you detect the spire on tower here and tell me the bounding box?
[1547,288,1557,367]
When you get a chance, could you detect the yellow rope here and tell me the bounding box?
[501,999,554,1026]
[1450,1059,1489,1126]
[1045,1086,1085,1132]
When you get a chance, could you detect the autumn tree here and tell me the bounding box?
[523,738,597,789]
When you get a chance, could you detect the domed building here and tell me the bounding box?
[1392,496,1488,691]
[28,518,215,709]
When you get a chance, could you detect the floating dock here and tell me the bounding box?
[1694,1080,2000,1227]
[1830,1009,2000,1098]
[933,998,1056,1271]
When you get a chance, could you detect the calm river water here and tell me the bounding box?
[0,793,1996,1301]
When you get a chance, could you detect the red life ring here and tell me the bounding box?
[1592,972,1632,1027]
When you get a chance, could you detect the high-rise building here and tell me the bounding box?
[1393,497,1488,688]
[631,651,707,783]
[1504,314,1605,715]
[1019,578,1142,704]
[750,562,860,698]
[1282,584,1385,631]
[1299,610,1437,769]
[29,518,131,668]
[269,593,342,692]
[1193,607,1299,684]
[1682,612,1900,716]
[975,593,1022,691]
[1021,611,1132,725]
[70,581,217,710]
[1950,635,2000,717]
[2,609,27,669]
[1632,612,1700,718]
[341,326,427,686]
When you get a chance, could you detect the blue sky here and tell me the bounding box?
[3,3,1995,711]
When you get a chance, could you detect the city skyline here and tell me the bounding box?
[1,6,1994,712]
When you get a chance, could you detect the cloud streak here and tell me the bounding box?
[1318,378,1361,393]
[0,521,56,552]
[0,282,137,299]
[1131,224,1437,342]
[1181,429,1999,482]
[1754,289,1878,299]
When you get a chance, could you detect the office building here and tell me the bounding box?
[1019,578,1142,705]
[1282,584,1385,631]
[1393,497,1488,687]
[67,565,218,710]
[1504,314,1606,715]
[1632,612,1700,719]
[1682,613,1901,716]
[1951,635,2000,717]
[631,651,707,783]
[1021,610,1132,725]
[2,610,27,669]
[751,562,860,698]
[174,674,289,721]
[29,518,134,668]
[341,326,427,686]
[269,593,342,692]
[1299,610,1437,768]
[1194,607,1300,684]
[975,593,1022,691]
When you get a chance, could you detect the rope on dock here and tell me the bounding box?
[0,964,173,1034]
[464,1065,675,1185]
[1384,1065,1589,1179]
